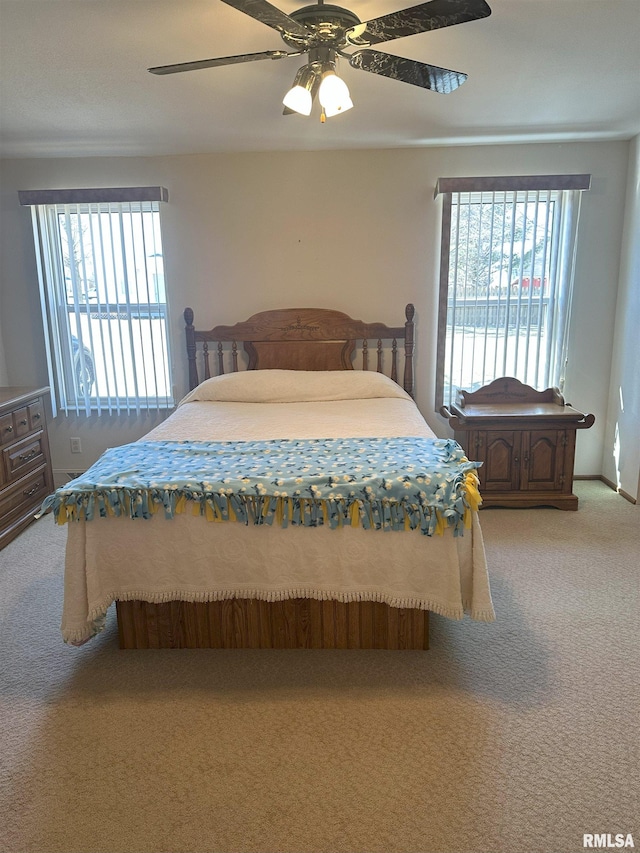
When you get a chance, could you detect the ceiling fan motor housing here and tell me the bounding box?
[281,4,362,49]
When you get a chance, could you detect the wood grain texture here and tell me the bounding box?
[184,305,416,397]
[116,599,430,650]
[442,379,595,510]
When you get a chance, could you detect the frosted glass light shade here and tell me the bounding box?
[283,85,313,115]
[324,95,353,117]
[318,72,352,116]
[283,64,317,116]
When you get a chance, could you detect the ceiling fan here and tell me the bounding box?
[148,0,491,119]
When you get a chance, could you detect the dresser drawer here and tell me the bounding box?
[28,398,45,431]
[0,466,49,525]
[3,432,47,482]
[0,412,14,446]
[13,406,31,438]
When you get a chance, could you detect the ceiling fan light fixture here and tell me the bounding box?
[318,65,352,117]
[149,0,492,117]
[282,64,317,116]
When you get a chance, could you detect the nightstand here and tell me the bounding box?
[441,377,595,510]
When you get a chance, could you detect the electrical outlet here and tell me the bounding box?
[70,437,82,453]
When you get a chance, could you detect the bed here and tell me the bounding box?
[48,304,494,649]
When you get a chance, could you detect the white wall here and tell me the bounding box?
[602,135,640,503]
[0,321,7,385]
[0,141,630,481]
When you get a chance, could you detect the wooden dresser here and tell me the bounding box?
[0,387,54,549]
[441,377,595,510]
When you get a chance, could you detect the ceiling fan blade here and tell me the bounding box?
[349,49,467,93]
[346,0,491,46]
[219,0,311,37]
[148,50,291,75]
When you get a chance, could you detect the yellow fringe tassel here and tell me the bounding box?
[464,471,483,512]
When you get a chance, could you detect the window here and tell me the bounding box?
[19,187,173,416]
[434,175,591,409]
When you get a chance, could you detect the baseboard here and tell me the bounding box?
[574,474,637,505]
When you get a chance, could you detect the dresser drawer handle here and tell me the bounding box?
[4,425,13,433]
[19,418,28,426]
[18,449,39,462]
[32,413,41,421]
[23,483,42,498]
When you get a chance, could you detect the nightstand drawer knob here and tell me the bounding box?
[19,418,28,426]
[23,483,42,498]
[32,413,41,420]
[4,425,13,433]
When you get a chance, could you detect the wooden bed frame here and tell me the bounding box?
[116,303,430,649]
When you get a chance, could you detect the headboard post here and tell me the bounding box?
[184,307,199,391]
[404,303,415,398]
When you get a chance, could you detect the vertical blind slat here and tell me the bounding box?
[522,191,541,385]
[447,201,462,407]
[127,202,146,412]
[85,209,104,415]
[117,203,135,413]
[492,195,508,382]
[93,207,113,413]
[32,207,58,417]
[77,209,99,414]
[63,207,82,417]
[534,194,552,388]
[458,194,473,398]
[98,208,119,413]
[150,209,170,410]
[481,192,496,388]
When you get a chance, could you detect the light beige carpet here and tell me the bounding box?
[0,481,638,853]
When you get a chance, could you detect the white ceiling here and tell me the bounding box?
[1,0,639,158]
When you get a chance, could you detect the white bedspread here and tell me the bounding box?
[61,371,494,643]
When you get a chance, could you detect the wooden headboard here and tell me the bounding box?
[184,304,416,397]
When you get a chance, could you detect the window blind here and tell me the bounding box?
[435,176,590,409]
[20,188,173,416]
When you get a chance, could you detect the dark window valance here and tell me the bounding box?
[18,186,168,206]
[434,175,591,198]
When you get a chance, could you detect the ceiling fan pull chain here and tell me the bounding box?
[321,107,326,123]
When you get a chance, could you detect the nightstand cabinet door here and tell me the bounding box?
[472,430,521,492]
[520,430,565,492]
